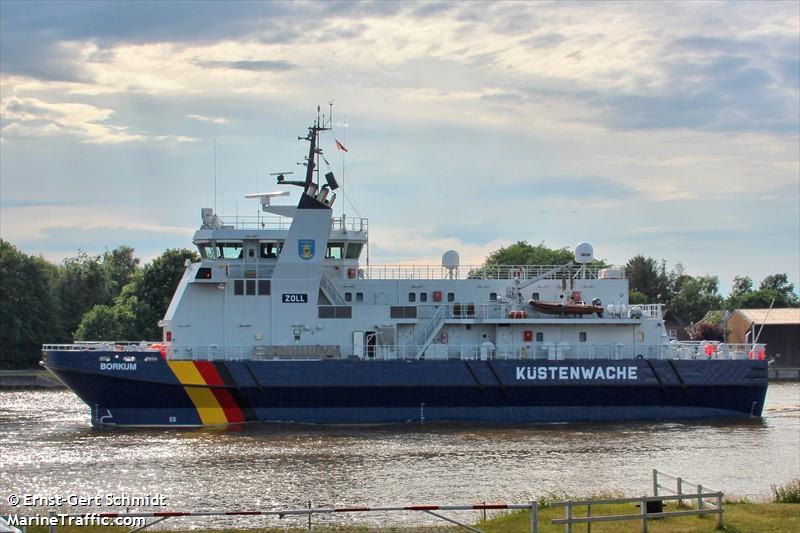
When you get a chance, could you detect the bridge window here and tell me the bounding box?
[579,332,587,342]
[198,243,217,259]
[234,280,244,295]
[260,242,282,258]
[345,292,352,302]
[356,292,364,303]
[535,332,543,342]
[448,292,455,302]
[345,243,364,259]
[408,292,416,302]
[218,242,243,259]
[490,292,497,301]
[246,280,256,296]
[420,292,428,303]
[326,243,344,259]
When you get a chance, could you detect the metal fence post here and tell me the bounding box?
[677,477,683,507]
[640,497,648,533]
[716,493,723,528]
[652,469,658,497]
[530,500,538,533]
[587,503,592,533]
[565,500,573,533]
[697,484,704,514]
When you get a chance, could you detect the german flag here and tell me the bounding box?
[168,361,254,425]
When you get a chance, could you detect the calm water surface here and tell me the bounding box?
[1,383,798,529]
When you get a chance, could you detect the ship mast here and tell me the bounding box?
[301,105,331,192]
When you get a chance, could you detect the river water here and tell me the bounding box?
[1,383,798,529]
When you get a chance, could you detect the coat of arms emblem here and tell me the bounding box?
[298,239,315,260]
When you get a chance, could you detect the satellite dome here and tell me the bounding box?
[442,250,460,270]
[574,242,594,264]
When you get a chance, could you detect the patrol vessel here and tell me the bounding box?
[42,111,769,427]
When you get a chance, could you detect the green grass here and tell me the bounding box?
[18,502,800,532]
[476,502,800,532]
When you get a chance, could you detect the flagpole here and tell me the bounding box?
[342,117,346,219]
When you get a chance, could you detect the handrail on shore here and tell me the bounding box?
[24,471,722,533]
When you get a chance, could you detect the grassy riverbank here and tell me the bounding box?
[18,501,800,532]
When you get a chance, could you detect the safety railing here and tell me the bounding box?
[17,471,721,533]
[43,342,766,362]
[42,342,159,352]
[552,492,723,533]
[362,264,623,281]
[213,215,368,232]
[20,502,538,533]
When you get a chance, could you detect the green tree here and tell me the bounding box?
[0,241,63,368]
[57,251,113,339]
[725,273,799,309]
[731,275,753,296]
[75,248,198,341]
[670,275,724,323]
[103,245,140,298]
[74,304,138,341]
[628,290,648,305]
[483,241,575,266]
[625,255,668,303]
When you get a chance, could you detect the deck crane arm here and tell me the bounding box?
[509,262,573,307]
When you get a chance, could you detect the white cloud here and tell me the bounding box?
[187,113,229,125]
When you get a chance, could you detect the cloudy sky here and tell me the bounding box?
[1,0,798,293]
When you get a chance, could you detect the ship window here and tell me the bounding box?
[345,243,364,259]
[218,242,243,259]
[490,292,497,301]
[246,280,256,295]
[234,280,244,295]
[579,331,587,342]
[258,280,270,295]
[535,332,543,342]
[637,331,645,342]
[200,244,217,259]
[420,292,428,303]
[447,292,455,302]
[408,292,416,302]
[318,306,352,319]
[345,292,352,302]
[532,292,539,300]
[356,292,364,303]
[392,306,418,318]
[326,242,344,259]
[260,242,281,258]
[195,267,212,280]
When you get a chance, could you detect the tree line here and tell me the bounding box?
[1,239,797,369]
[0,240,197,369]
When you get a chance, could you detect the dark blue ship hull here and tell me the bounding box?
[41,349,768,427]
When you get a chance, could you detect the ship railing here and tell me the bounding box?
[42,341,766,362]
[415,303,662,321]
[668,341,767,360]
[362,264,622,281]
[214,215,368,232]
[367,342,767,361]
[42,342,160,352]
